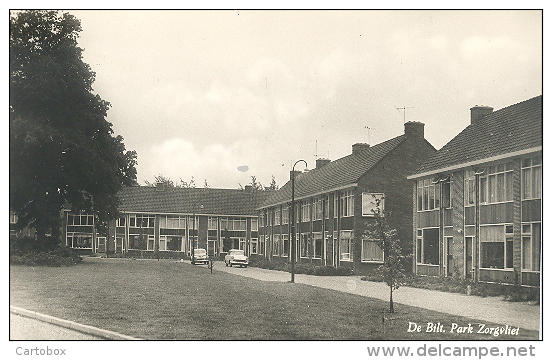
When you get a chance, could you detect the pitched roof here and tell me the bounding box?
[412,95,542,177]
[259,135,407,208]
[117,186,272,216]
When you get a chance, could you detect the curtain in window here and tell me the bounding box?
[362,240,383,261]
[480,225,504,242]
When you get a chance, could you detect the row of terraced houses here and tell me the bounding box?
[10,95,542,285]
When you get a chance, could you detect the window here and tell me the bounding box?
[207,238,217,255]
[362,193,385,216]
[274,207,281,225]
[282,206,289,224]
[362,238,384,262]
[159,236,167,251]
[187,216,199,230]
[522,157,542,200]
[273,234,280,256]
[340,190,354,217]
[334,194,339,218]
[267,211,272,226]
[419,228,439,265]
[340,231,353,261]
[116,216,125,227]
[325,195,330,219]
[522,222,541,271]
[251,218,258,232]
[465,171,476,206]
[480,224,514,269]
[160,216,186,229]
[282,234,289,256]
[166,236,183,251]
[259,235,265,256]
[251,238,258,254]
[314,198,323,220]
[313,233,323,259]
[148,235,155,251]
[301,201,311,222]
[417,179,440,211]
[68,214,94,226]
[300,233,309,258]
[442,178,451,208]
[480,163,514,204]
[208,217,218,230]
[66,234,93,249]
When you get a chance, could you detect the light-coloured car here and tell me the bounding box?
[225,249,249,268]
[192,248,209,265]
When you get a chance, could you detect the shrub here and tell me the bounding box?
[249,258,353,276]
[360,273,540,303]
[10,236,82,267]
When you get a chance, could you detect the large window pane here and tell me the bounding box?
[362,240,383,261]
[532,166,541,198]
[532,223,541,271]
[481,242,504,269]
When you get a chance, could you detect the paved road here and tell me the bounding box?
[10,314,102,340]
[209,260,541,332]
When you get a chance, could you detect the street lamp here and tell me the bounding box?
[290,159,307,283]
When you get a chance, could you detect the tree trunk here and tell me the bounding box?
[389,287,394,313]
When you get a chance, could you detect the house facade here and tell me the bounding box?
[408,95,542,287]
[60,184,271,258]
[257,122,436,274]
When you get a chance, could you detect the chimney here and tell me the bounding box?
[352,143,370,155]
[404,121,424,138]
[470,105,493,124]
[244,185,253,193]
[155,182,165,192]
[316,158,331,169]
[290,170,301,180]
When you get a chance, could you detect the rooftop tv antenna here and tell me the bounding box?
[395,106,414,124]
[364,126,373,145]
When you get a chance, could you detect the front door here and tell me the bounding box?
[97,237,106,253]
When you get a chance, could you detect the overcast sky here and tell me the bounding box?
[69,10,542,189]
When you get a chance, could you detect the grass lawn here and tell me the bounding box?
[10,257,539,340]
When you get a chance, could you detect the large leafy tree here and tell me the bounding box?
[10,10,137,240]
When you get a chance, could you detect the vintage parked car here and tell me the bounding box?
[224,249,249,268]
[192,248,209,265]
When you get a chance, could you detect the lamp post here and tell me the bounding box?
[290,159,307,283]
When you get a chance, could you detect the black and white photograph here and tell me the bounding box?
[9,7,543,358]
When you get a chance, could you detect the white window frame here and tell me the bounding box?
[282,206,289,225]
[479,224,514,270]
[361,237,384,263]
[339,230,353,261]
[250,238,258,255]
[301,201,311,222]
[208,217,218,230]
[480,163,514,205]
[522,222,541,272]
[272,234,279,255]
[340,190,354,217]
[274,207,281,225]
[522,157,542,200]
[251,218,258,232]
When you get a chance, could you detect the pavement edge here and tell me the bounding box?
[10,306,141,340]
